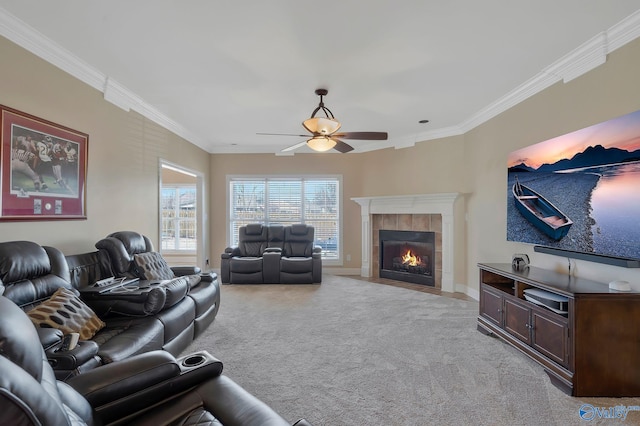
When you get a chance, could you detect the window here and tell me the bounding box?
[161,185,197,251]
[229,176,341,260]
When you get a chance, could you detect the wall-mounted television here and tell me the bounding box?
[507,109,640,267]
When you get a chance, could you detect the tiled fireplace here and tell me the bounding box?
[377,220,438,286]
[351,194,459,292]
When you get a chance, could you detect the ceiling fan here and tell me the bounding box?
[257,88,388,153]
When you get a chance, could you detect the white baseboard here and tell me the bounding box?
[324,268,362,276]
[457,283,479,301]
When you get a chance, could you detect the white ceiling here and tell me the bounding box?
[1,1,640,155]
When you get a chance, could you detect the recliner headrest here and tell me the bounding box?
[0,241,51,284]
[244,224,264,235]
[290,224,310,235]
[107,231,153,254]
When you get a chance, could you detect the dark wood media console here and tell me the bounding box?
[477,263,640,397]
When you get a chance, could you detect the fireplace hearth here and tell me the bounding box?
[379,229,435,286]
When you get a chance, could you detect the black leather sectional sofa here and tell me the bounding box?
[0,295,312,426]
[0,231,219,379]
[0,231,313,425]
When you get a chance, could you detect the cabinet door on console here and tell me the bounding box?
[532,307,569,368]
[504,297,532,345]
[480,285,504,327]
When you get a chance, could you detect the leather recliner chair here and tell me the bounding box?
[223,223,270,284]
[221,224,322,284]
[281,224,322,284]
[0,295,312,426]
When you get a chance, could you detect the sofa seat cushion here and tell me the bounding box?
[229,257,262,274]
[26,288,106,340]
[280,257,313,274]
[92,316,164,364]
[188,281,219,317]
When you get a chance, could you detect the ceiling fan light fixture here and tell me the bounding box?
[307,135,337,152]
[302,117,341,135]
[261,88,386,154]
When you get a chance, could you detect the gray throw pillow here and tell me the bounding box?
[134,252,175,280]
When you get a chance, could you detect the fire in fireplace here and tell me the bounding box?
[379,229,435,286]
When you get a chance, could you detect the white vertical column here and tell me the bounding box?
[360,200,371,277]
[441,212,454,292]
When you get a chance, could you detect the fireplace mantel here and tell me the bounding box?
[351,193,460,292]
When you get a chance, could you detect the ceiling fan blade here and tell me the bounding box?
[332,131,388,140]
[257,132,309,137]
[333,139,354,153]
[281,141,307,152]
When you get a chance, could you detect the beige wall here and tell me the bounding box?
[208,136,469,285]
[162,167,197,185]
[3,31,640,294]
[0,37,210,256]
[464,37,640,292]
[358,136,468,286]
[208,39,640,292]
[208,153,365,269]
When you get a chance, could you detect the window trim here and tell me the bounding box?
[226,174,343,266]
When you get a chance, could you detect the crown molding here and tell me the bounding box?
[1,6,639,155]
[103,77,133,112]
[411,125,466,146]
[459,71,561,134]
[0,6,208,151]
[608,9,640,51]
[0,7,104,91]
[376,9,640,148]
[546,32,608,83]
[455,9,640,137]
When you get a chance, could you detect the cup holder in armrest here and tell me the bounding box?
[182,354,206,368]
[176,351,223,376]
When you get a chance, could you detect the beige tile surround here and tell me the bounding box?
[371,214,443,289]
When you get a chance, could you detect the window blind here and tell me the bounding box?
[229,177,340,259]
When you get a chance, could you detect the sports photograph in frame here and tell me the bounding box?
[0,105,88,221]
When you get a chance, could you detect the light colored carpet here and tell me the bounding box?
[182,275,640,425]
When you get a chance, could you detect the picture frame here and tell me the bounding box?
[0,105,88,221]
[506,108,640,263]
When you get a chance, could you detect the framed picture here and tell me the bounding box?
[507,108,640,263]
[0,105,88,221]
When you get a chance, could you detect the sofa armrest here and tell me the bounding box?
[221,249,236,283]
[263,250,282,283]
[37,327,63,349]
[225,246,240,255]
[195,375,292,426]
[198,271,217,282]
[46,340,99,371]
[67,351,181,406]
[68,350,224,424]
[171,266,201,276]
[81,277,189,316]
